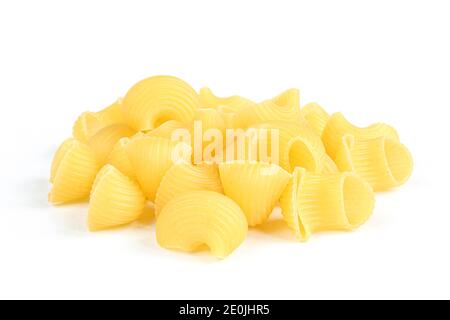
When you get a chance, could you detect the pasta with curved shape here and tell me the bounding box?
[199,87,256,112]
[50,138,75,183]
[121,75,200,131]
[107,137,135,179]
[72,112,103,143]
[88,165,146,231]
[322,112,400,159]
[156,191,248,258]
[280,167,375,241]
[219,162,291,227]
[192,108,226,134]
[126,136,192,201]
[49,140,101,204]
[145,120,187,139]
[234,89,305,129]
[96,99,125,125]
[334,135,413,191]
[155,163,223,216]
[88,124,136,164]
[302,103,330,137]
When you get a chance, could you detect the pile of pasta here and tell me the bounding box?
[49,75,413,258]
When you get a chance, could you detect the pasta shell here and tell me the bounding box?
[156,191,248,259]
[199,87,256,112]
[96,99,125,125]
[322,112,399,159]
[72,112,103,143]
[49,140,101,204]
[121,75,200,131]
[334,135,413,191]
[219,161,291,226]
[126,136,192,201]
[50,138,75,183]
[234,89,306,128]
[88,124,136,164]
[88,165,146,231]
[280,167,375,241]
[146,120,187,139]
[107,137,135,179]
[155,163,223,216]
[302,103,330,136]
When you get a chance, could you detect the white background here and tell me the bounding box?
[0,0,449,300]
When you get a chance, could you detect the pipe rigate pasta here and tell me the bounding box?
[88,124,136,164]
[50,138,75,183]
[302,103,330,137]
[280,167,375,241]
[125,136,192,201]
[155,163,223,216]
[88,165,146,231]
[219,161,291,227]
[145,120,187,139]
[156,191,248,259]
[107,137,135,180]
[121,76,200,131]
[199,87,256,112]
[49,140,101,204]
[334,135,413,191]
[322,112,399,159]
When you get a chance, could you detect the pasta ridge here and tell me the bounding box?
[302,102,330,136]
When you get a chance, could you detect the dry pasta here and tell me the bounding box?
[121,75,200,131]
[219,161,291,226]
[155,163,223,216]
[107,137,135,180]
[145,120,187,139]
[334,135,413,191]
[49,140,101,204]
[88,124,136,164]
[322,112,399,159]
[302,103,330,137]
[50,138,75,183]
[156,191,248,258]
[199,87,256,112]
[280,167,375,241]
[126,136,192,201]
[88,165,146,231]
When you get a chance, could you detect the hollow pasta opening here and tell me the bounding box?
[154,112,176,129]
[288,139,317,172]
[384,139,413,185]
[342,175,374,227]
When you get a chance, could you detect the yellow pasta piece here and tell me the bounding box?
[145,120,187,139]
[322,112,399,159]
[199,87,256,112]
[219,162,291,226]
[96,99,125,125]
[192,108,226,134]
[121,75,200,131]
[156,191,248,258]
[50,138,75,183]
[234,89,305,128]
[107,137,135,179]
[251,121,328,173]
[155,163,223,216]
[126,136,192,201]
[49,140,101,204]
[302,103,330,136]
[280,167,375,241]
[72,112,103,143]
[334,135,413,191]
[88,124,136,164]
[322,154,339,174]
[88,165,146,231]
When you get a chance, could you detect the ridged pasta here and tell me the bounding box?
[302,103,330,136]
[199,87,256,112]
[121,76,200,131]
[50,138,75,183]
[49,140,101,204]
[96,99,125,125]
[72,112,103,143]
[155,163,223,216]
[146,120,187,139]
[234,89,306,129]
[126,136,192,201]
[219,162,291,226]
[156,191,248,258]
[334,135,413,191]
[280,167,375,241]
[88,124,136,164]
[88,165,146,231]
[322,112,400,159]
[107,137,135,179]
[192,108,226,134]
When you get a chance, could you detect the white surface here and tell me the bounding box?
[0,0,449,300]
